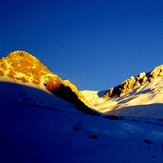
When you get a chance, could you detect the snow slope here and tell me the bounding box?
[0,81,79,113]
[1,82,163,162]
[0,51,92,109]
[81,78,163,119]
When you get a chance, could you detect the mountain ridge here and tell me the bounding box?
[103,65,163,98]
[81,65,163,119]
[0,51,96,114]
[1,51,163,162]
[1,50,163,119]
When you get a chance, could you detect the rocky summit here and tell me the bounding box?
[0,51,95,114]
[103,65,163,98]
[0,51,62,90]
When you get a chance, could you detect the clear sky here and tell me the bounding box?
[0,0,162,91]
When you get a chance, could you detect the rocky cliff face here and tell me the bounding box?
[103,65,163,98]
[0,51,62,90]
[0,51,95,114]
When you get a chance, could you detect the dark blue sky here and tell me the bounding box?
[0,0,162,90]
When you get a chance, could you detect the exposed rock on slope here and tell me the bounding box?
[103,65,163,98]
[0,51,95,114]
[0,51,62,90]
[81,73,163,119]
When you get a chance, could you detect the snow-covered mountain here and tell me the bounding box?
[1,79,163,163]
[81,65,163,119]
[3,50,163,119]
[0,51,96,114]
[1,51,163,162]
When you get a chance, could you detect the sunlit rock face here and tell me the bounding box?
[0,51,94,113]
[0,51,62,89]
[62,80,93,107]
[103,65,163,98]
[149,65,163,82]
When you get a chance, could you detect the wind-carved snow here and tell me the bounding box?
[81,78,163,119]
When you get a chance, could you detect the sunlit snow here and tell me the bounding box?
[81,78,163,119]
[0,81,163,162]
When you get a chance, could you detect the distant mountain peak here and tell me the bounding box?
[81,65,163,119]
[103,65,163,98]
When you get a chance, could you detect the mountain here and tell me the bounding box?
[1,50,163,119]
[81,65,163,119]
[1,87,163,163]
[103,65,163,98]
[0,51,97,115]
[1,76,163,163]
[1,51,163,162]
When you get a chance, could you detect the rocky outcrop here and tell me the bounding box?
[0,51,62,89]
[149,65,163,82]
[103,65,163,98]
[62,80,92,107]
[52,84,99,115]
[0,51,95,114]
